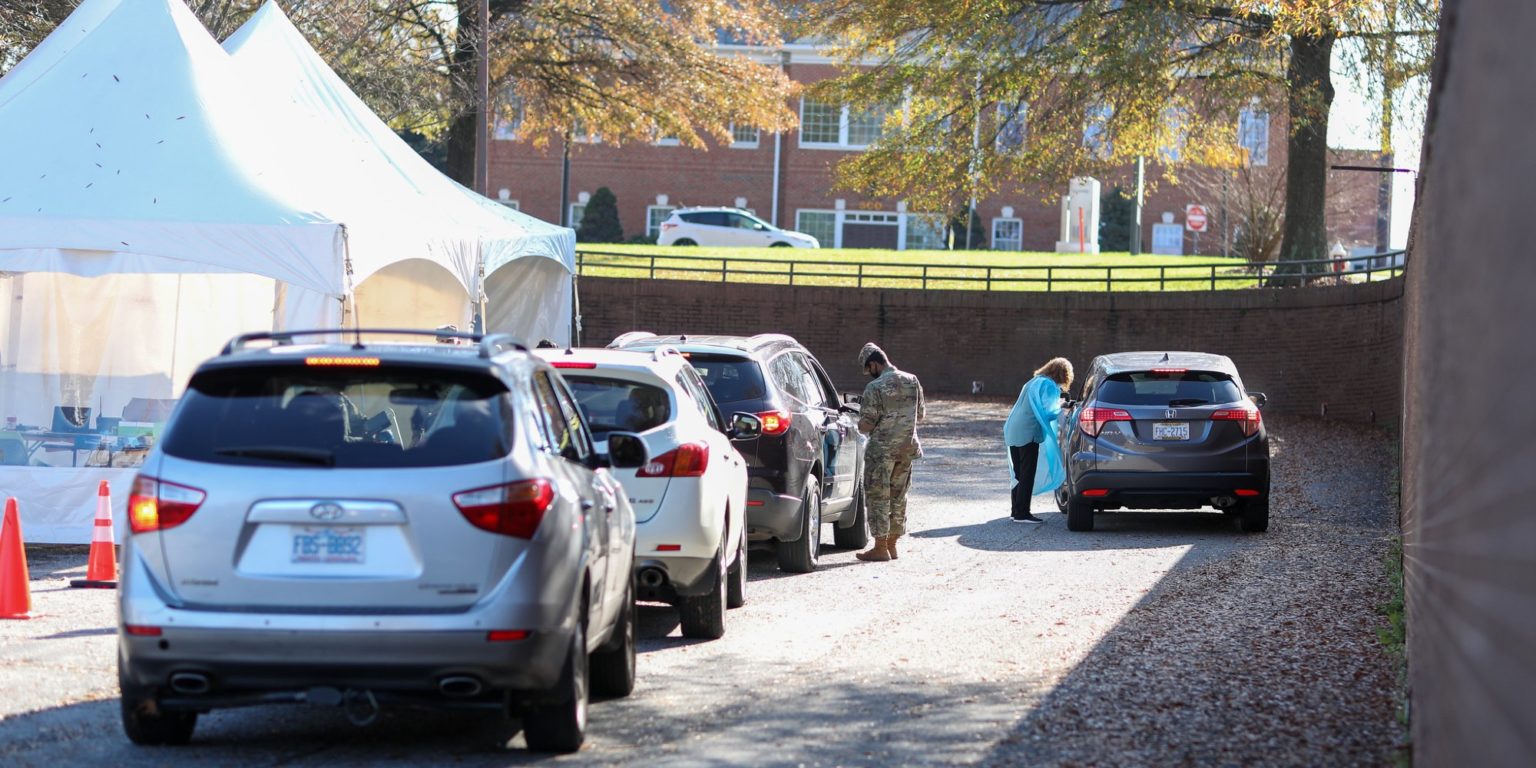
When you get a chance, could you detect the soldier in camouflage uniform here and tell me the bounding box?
[854,342,925,562]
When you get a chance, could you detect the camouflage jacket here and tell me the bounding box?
[858,366,925,459]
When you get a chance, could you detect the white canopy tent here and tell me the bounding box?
[222,1,577,345]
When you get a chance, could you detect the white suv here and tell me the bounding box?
[538,347,761,639]
[657,208,820,248]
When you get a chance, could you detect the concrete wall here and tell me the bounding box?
[578,277,1403,424]
[1401,1,1536,765]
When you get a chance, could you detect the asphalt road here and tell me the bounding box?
[0,398,1401,766]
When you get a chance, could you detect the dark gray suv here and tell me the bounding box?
[1055,352,1270,532]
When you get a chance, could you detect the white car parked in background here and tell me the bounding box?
[657,207,821,248]
[538,347,760,639]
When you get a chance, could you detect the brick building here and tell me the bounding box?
[487,44,1385,257]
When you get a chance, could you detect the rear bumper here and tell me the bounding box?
[745,487,803,542]
[1072,470,1268,509]
[633,555,714,602]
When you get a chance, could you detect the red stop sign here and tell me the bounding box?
[1185,204,1209,232]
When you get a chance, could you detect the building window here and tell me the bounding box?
[500,200,520,211]
[992,218,1023,251]
[795,210,837,247]
[846,104,888,147]
[646,205,676,238]
[1084,104,1113,159]
[494,92,524,141]
[995,102,1027,153]
[568,203,586,229]
[730,123,760,148]
[800,97,842,145]
[653,134,680,146]
[1160,107,1188,163]
[905,214,947,250]
[571,120,599,144]
[1238,108,1269,166]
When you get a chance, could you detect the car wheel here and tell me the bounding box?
[770,242,792,247]
[674,238,697,246]
[1065,496,1095,532]
[775,481,821,573]
[590,580,636,698]
[726,530,748,609]
[119,668,196,746]
[1054,483,1070,514]
[523,618,589,753]
[1240,496,1270,533]
[679,544,727,639]
[832,480,870,549]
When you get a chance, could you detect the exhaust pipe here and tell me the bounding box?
[438,676,483,698]
[638,567,667,589]
[168,672,212,695]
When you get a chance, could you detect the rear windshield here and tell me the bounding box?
[685,354,767,404]
[564,376,671,434]
[163,366,512,468]
[1096,371,1243,407]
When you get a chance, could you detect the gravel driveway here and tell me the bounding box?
[0,397,1405,766]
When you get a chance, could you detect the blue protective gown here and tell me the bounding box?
[1004,375,1065,495]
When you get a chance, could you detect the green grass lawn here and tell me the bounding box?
[576,245,1276,292]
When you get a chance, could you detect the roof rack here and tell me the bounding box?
[746,333,797,347]
[651,345,683,362]
[219,328,528,357]
[608,331,657,349]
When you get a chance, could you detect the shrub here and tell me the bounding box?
[948,205,987,250]
[1099,185,1134,252]
[576,187,624,243]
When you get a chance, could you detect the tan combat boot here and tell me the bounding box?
[886,534,899,560]
[856,536,891,562]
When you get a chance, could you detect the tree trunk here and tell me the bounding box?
[1272,30,1336,285]
[443,1,482,187]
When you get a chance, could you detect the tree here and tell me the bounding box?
[575,187,623,243]
[1099,186,1134,253]
[808,0,1438,272]
[948,205,986,250]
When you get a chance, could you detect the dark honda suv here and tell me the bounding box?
[610,333,867,572]
[1056,351,1270,533]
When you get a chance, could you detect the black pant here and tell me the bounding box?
[1009,442,1040,519]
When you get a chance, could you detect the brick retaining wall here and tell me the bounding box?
[577,277,1404,424]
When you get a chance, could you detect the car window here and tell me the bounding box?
[1096,371,1243,406]
[532,371,579,459]
[682,211,726,227]
[686,353,767,406]
[725,213,759,230]
[791,353,832,409]
[676,368,723,432]
[163,365,511,468]
[768,353,810,404]
[549,376,594,461]
[564,375,672,434]
[801,354,841,408]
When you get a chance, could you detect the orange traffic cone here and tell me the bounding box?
[71,480,118,589]
[1,497,36,620]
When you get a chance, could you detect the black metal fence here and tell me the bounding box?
[575,249,1408,292]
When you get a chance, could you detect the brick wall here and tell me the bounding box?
[578,277,1404,424]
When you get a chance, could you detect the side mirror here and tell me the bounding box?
[727,412,763,440]
[606,432,649,469]
[840,393,861,414]
[1248,392,1268,409]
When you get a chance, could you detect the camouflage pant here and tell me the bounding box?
[864,452,914,538]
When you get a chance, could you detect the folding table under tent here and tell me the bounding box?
[223,1,578,347]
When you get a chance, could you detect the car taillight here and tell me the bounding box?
[127,476,205,534]
[550,361,597,369]
[1078,407,1132,437]
[637,442,709,478]
[660,222,678,231]
[1211,406,1262,437]
[453,479,554,538]
[757,410,791,436]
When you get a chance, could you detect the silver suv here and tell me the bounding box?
[117,330,645,753]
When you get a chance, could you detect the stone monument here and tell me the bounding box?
[1055,177,1101,253]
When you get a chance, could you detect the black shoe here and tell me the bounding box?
[1011,513,1044,524]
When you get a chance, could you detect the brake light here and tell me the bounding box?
[1211,406,1262,437]
[1150,368,1187,375]
[637,442,709,477]
[1082,489,1110,497]
[660,222,678,230]
[1078,407,1132,437]
[1235,489,1261,497]
[757,410,791,436]
[453,479,554,538]
[123,624,163,637]
[127,476,206,534]
[487,630,530,642]
[550,361,597,369]
[305,356,380,367]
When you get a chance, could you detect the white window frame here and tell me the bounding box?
[646,205,676,239]
[795,209,838,248]
[995,102,1027,153]
[494,92,524,141]
[1160,107,1188,164]
[729,123,760,148]
[904,213,948,251]
[1238,108,1269,166]
[991,217,1024,251]
[798,97,887,150]
[568,203,586,229]
[500,200,520,211]
[653,134,681,147]
[1084,104,1113,159]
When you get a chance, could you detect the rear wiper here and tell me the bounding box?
[1166,398,1210,407]
[214,446,335,466]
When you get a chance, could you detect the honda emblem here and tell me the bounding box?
[309,502,345,521]
[1165,409,1177,419]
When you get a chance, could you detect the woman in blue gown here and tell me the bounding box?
[1004,358,1074,523]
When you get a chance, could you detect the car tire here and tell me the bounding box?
[674,238,697,246]
[1065,497,1095,532]
[775,481,821,573]
[726,530,748,609]
[523,618,589,753]
[1240,496,1270,533]
[119,668,196,746]
[1054,483,1070,514]
[770,242,792,247]
[679,545,727,639]
[832,480,870,549]
[590,581,636,698]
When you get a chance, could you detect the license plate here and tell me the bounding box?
[1153,422,1190,441]
[291,526,365,564]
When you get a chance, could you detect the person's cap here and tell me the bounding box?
[857,342,885,367]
